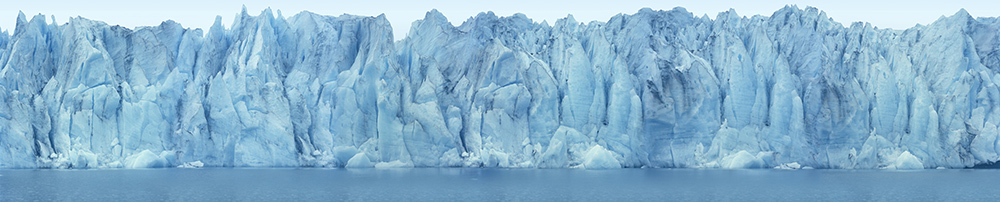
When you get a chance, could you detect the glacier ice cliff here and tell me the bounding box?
[2,6,1000,169]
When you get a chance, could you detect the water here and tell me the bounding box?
[2,168,999,201]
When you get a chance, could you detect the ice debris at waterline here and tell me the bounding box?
[2,6,1000,169]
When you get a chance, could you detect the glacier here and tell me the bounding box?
[2,6,1000,169]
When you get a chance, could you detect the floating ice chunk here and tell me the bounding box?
[581,145,620,169]
[346,153,375,168]
[124,150,167,169]
[891,151,924,170]
[375,160,415,169]
[178,161,205,168]
[774,162,802,170]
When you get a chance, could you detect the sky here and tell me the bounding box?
[2,0,999,40]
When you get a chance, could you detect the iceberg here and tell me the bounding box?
[891,151,925,170]
[721,150,765,169]
[581,145,621,169]
[345,153,375,168]
[123,150,168,169]
[2,6,1000,169]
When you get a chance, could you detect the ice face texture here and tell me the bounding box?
[3,6,1000,169]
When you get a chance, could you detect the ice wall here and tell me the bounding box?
[2,6,1000,169]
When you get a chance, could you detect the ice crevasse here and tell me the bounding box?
[2,6,1000,169]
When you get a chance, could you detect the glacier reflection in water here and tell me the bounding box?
[2,168,999,201]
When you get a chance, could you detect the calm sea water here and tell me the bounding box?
[2,168,999,201]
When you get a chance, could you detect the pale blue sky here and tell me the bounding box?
[3,0,998,40]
